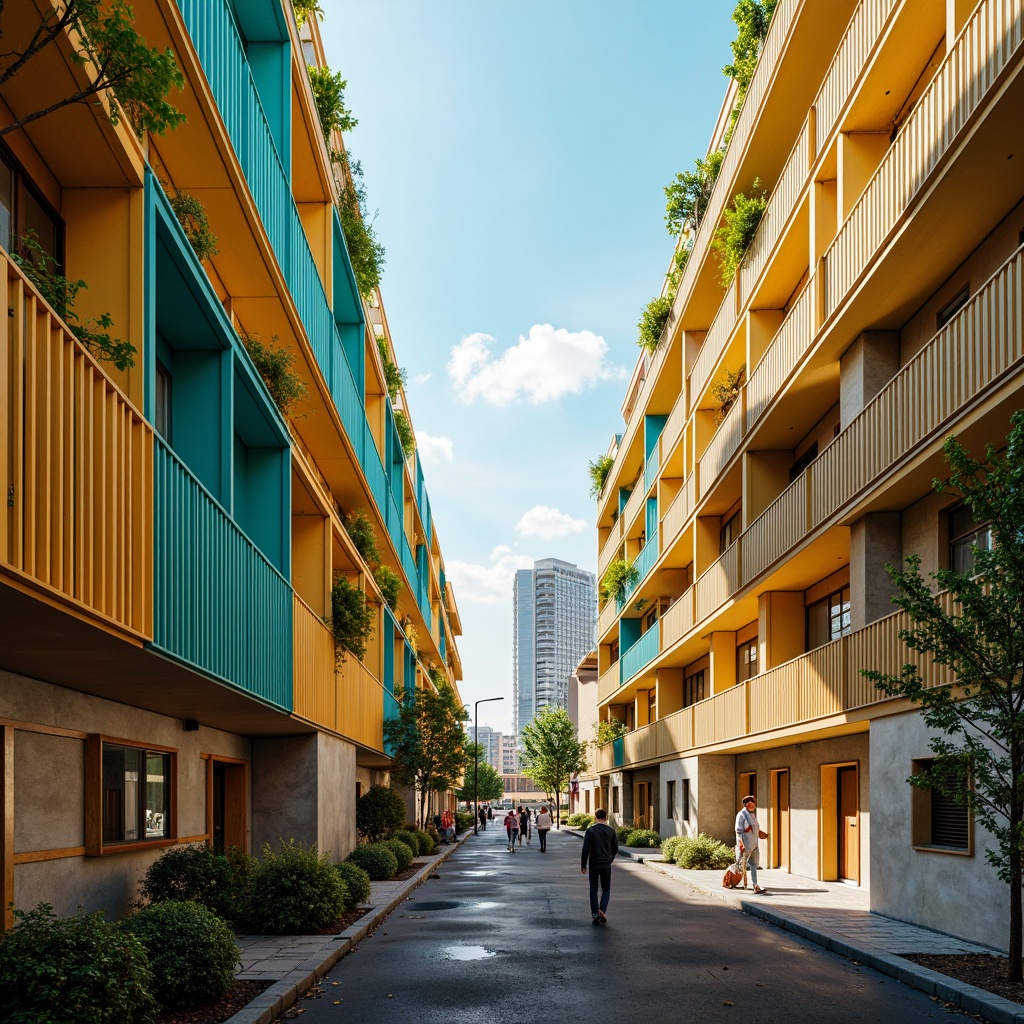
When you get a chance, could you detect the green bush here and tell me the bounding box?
[384,838,413,872]
[335,862,372,909]
[240,332,307,415]
[625,828,662,848]
[245,840,346,934]
[455,811,475,833]
[712,181,768,286]
[138,842,252,923]
[357,784,407,842]
[348,842,398,880]
[615,825,636,844]
[122,901,238,1010]
[674,833,736,869]
[0,904,156,1023]
[394,409,415,457]
[566,813,595,828]
[408,826,436,854]
[392,830,420,856]
[425,824,442,849]
[373,564,403,611]
[660,835,687,864]
[637,295,673,352]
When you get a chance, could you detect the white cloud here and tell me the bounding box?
[446,545,534,605]
[413,372,433,384]
[417,432,454,465]
[515,505,588,540]
[447,324,626,405]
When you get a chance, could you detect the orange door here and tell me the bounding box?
[772,770,790,870]
[838,766,859,881]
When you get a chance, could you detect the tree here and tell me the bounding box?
[383,683,469,829]
[520,707,589,828]
[864,411,1024,981]
[0,0,186,139]
[356,784,406,842]
[455,744,504,804]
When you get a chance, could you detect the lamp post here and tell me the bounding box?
[474,696,504,835]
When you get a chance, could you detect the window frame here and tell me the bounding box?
[683,668,705,708]
[86,735,177,856]
[0,140,65,269]
[910,757,973,855]
[947,501,992,575]
[806,586,852,651]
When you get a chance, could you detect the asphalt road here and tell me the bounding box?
[282,828,965,1023]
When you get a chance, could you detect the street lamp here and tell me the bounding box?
[473,696,504,835]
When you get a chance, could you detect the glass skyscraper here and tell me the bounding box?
[513,558,597,750]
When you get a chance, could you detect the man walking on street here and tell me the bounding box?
[735,794,769,894]
[580,808,618,925]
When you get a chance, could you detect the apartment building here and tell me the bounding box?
[0,0,463,924]
[588,0,1024,951]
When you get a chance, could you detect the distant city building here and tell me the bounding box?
[513,558,597,742]
[473,725,502,773]
[500,733,520,775]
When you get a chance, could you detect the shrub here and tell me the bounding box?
[357,784,407,842]
[307,64,357,160]
[335,862,372,908]
[625,829,662,848]
[245,840,346,934]
[712,181,768,286]
[168,190,218,263]
[601,558,639,604]
[637,295,673,352]
[406,826,435,854]
[342,508,380,564]
[392,830,420,857]
[240,332,307,415]
[616,825,636,844]
[330,574,375,662]
[0,904,156,1023]
[455,811,475,833]
[138,843,252,923]
[373,564,403,611]
[588,453,614,500]
[566,813,595,828]
[384,838,413,872]
[122,901,238,1010]
[377,336,407,402]
[348,842,398,881]
[394,409,416,457]
[660,835,687,864]
[336,157,385,296]
[664,148,725,235]
[424,824,441,850]
[674,833,736,870]
[711,365,746,424]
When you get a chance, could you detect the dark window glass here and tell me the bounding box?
[102,743,170,844]
[806,587,852,650]
[682,779,690,821]
[736,638,758,682]
[937,286,970,329]
[0,144,63,269]
[949,503,992,574]
[667,780,676,820]
[683,669,705,708]
[155,361,172,440]
[790,441,819,482]
[720,511,741,553]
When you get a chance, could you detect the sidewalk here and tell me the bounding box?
[223,831,472,1024]
[579,832,1023,1024]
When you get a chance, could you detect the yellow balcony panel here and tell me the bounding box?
[697,388,747,499]
[597,663,620,705]
[597,598,618,644]
[623,725,657,766]
[689,279,739,415]
[1,256,153,640]
[597,515,623,579]
[660,587,695,653]
[694,543,739,625]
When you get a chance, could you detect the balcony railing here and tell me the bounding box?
[606,603,953,770]
[620,480,645,533]
[689,278,738,412]
[695,542,738,623]
[660,587,695,651]
[597,597,618,642]
[153,439,292,709]
[660,476,693,548]
[823,0,1023,315]
[741,472,808,585]
[644,444,660,493]
[2,256,154,637]
[698,388,746,497]
[619,623,660,685]
[598,662,621,704]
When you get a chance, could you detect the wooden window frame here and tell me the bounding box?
[86,735,177,857]
[910,757,973,856]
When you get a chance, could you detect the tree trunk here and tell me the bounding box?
[1010,777,1023,982]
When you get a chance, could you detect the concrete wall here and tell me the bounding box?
[2,670,250,919]
[317,733,357,859]
[659,754,736,842]
[871,710,1005,951]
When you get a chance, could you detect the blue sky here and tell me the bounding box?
[322,1,737,735]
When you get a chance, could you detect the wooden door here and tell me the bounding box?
[634,782,651,828]
[838,766,859,881]
[210,760,247,852]
[772,769,790,870]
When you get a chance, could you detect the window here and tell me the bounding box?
[681,779,690,821]
[100,742,171,845]
[937,286,970,329]
[736,637,758,682]
[911,758,971,852]
[683,669,705,708]
[155,361,172,440]
[667,780,676,820]
[720,510,741,553]
[0,143,63,268]
[806,587,852,650]
[612,787,620,813]
[790,441,819,482]
[948,503,992,575]
[644,605,658,632]
[609,640,619,665]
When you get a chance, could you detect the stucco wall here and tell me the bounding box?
[252,735,319,852]
[871,710,1004,951]
[317,732,356,858]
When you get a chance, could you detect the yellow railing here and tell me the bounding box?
[620,477,645,534]
[689,278,738,412]
[695,542,739,623]
[660,587,695,650]
[824,0,1023,313]
[745,275,816,430]
[597,661,621,704]
[293,594,388,751]
[597,516,622,578]
[595,742,615,773]
[597,596,618,641]
[661,480,692,550]
[741,473,807,585]
[1,254,153,637]
[623,725,657,765]
[660,391,687,461]
[698,387,746,497]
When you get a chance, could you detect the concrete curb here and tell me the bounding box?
[565,829,1024,1024]
[222,832,471,1024]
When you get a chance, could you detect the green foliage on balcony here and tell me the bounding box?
[336,154,385,297]
[377,336,408,401]
[240,331,307,415]
[637,295,673,353]
[343,508,381,565]
[601,558,639,604]
[588,453,615,500]
[592,719,627,747]
[330,575,375,662]
[710,364,746,424]
[291,0,324,27]
[372,564,403,611]
[712,182,767,286]
[168,190,219,263]
[724,0,779,139]
[664,149,725,237]
[307,65,357,160]
[394,409,416,457]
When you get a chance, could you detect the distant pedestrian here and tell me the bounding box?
[580,808,618,925]
[735,795,769,894]
[487,805,494,821]
[518,806,530,846]
[504,810,519,851]
[479,806,487,830]
[536,806,553,852]
[441,808,455,844]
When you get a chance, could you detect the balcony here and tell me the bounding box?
[153,439,292,709]
[689,279,738,413]
[609,603,952,771]
[1,254,153,639]
[698,389,746,498]
[619,623,660,685]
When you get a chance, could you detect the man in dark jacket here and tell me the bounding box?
[580,808,618,925]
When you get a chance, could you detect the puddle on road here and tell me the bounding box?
[442,945,497,961]
[459,870,496,877]
[471,901,501,910]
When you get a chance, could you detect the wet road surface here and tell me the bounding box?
[281,827,965,1023]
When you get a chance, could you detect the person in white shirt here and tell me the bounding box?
[535,806,553,852]
[735,795,769,893]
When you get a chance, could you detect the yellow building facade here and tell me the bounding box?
[586,0,1024,950]
[0,1,463,923]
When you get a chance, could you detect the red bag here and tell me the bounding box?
[722,865,743,889]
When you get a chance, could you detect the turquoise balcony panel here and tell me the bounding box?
[153,440,292,710]
[645,497,658,542]
[615,537,658,611]
[644,447,659,493]
[619,623,659,685]
[618,487,632,515]
[439,628,447,665]
[613,736,624,768]
[331,207,364,330]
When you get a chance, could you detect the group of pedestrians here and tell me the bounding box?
[501,805,552,851]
